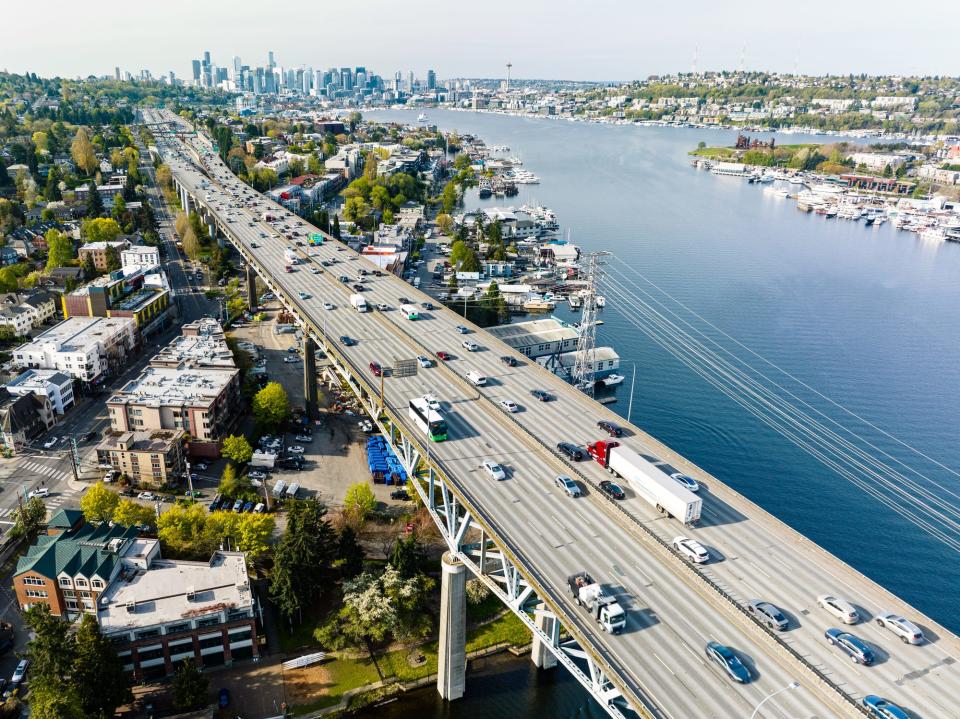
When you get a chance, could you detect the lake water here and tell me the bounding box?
[360,109,960,714]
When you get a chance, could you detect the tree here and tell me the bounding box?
[181,226,201,260]
[24,603,76,681]
[221,434,253,465]
[111,193,126,220]
[26,681,84,719]
[72,614,132,719]
[85,184,104,217]
[71,127,98,176]
[343,196,371,224]
[45,229,74,271]
[112,499,155,527]
[337,525,365,579]
[218,462,248,498]
[331,215,341,239]
[343,482,377,527]
[436,213,454,236]
[80,482,119,523]
[252,382,290,430]
[80,217,123,242]
[44,165,62,201]
[270,498,338,624]
[466,578,491,605]
[0,268,18,293]
[389,534,426,579]
[104,245,121,272]
[81,252,96,279]
[172,659,208,710]
[10,496,47,538]
[441,182,458,214]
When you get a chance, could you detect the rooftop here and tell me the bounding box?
[109,365,236,407]
[7,368,73,391]
[15,316,136,355]
[151,320,234,369]
[97,429,183,454]
[487,317,580,348]
[98,551,252,633]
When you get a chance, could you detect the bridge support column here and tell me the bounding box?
[531,610,559,669]
[246,265,258,311]
[303,337,319,421]
[437,552,467,701]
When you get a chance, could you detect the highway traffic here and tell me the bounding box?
[146,108,959,719]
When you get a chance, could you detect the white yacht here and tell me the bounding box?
[417,113,428,123]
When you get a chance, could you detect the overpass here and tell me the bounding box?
[144,108,960,719]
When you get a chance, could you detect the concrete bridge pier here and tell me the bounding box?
[438,552,467,701]
[246,265,258,312]
[531,609,559,669]
[303,337,319,421]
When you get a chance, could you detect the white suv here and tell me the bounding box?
[817,595,859,624]
[672,536,709,563]
[875,612,924,644]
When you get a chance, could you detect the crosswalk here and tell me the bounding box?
[0,460,77,519]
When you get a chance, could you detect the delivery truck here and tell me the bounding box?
[350,293,369,312]
[587,440,701,524]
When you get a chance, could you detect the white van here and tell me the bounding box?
[285,482,300,498]
[466,371,487,387]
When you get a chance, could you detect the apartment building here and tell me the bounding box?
[95,429,185,487]
[5,369,75,414]
[12,316,139,384]
[106,366,240,458]
[78,239,132,272]
[62,269,171,332]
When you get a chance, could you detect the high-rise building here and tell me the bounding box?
[203,50,211,66]
[268,50,275,69]
[408,70,415,91]
[114,67,121,81]
[191,60,201,83]
[340,67,353,91]
[232,56,242,80]
[394,71,402,94]
[427,69,436,90]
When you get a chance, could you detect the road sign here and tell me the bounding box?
[393,358,418,378]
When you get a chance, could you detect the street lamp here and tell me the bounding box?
[750,681,800,719]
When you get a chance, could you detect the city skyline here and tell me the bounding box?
[4,0,960,81]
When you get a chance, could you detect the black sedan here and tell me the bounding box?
[531,389,552,402]
[500,355,518,367]
[599,480,625,500]
[557,442,585,461]
[339,335,356,346]
[597,420,624,437]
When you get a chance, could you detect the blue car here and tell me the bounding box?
[825,628,875,665]
[705,641,750,683]
[242,501,255,513]
[232,499,244,512]
[218,687,230,708]
[862,695,908,719]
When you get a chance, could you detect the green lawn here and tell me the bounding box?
[689,146,737,159]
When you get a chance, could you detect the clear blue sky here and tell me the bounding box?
[4,0,959,81]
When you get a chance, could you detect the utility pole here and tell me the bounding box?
[69,440,80,482]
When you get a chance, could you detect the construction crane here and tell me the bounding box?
[571,251,609,396]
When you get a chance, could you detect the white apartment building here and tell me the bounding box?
[12,317,139,383]
[849,152,908,171]
[5,369,76,414]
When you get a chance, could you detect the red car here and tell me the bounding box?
[369,361,382,377]
[436,351,451,361]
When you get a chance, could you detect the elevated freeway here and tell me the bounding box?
[144,108,960,719]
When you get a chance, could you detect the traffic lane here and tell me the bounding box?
[435,406,826,719]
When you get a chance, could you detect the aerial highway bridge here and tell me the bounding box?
[144,108,960,719]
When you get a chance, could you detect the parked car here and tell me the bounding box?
[194,462,209,471]
[499,399,519,413]
[10,659,29,687]
[289,446,305,454]
[531,390,553,402]
[875,613,924,644]
[42,437,57,449]
[825,628,875,665]
[481,460,506,481]
[283,356,299,363]
[137,492,155,501]
[861,695,910,719]
[232,499,244,512]
[555,475,582,498]
[597,420,624,437]
[817,595,860,624]
[294,434,313,443]
[747,600,789,631]
[704,642,750,683]
[672,536,709,563]
[598,480,625,500]
[242,501,255,513]
[557,442,585,461]
[390,488,410,501]
[248,470,267,481]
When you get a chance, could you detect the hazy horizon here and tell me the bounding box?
[3,0,959,82]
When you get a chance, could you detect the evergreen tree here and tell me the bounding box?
[86,185,104,218]
[72,614,132,719]
[172,659,208,710]
[332,215,341,238]
[337,525,365,579]
[389,534,427,580]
